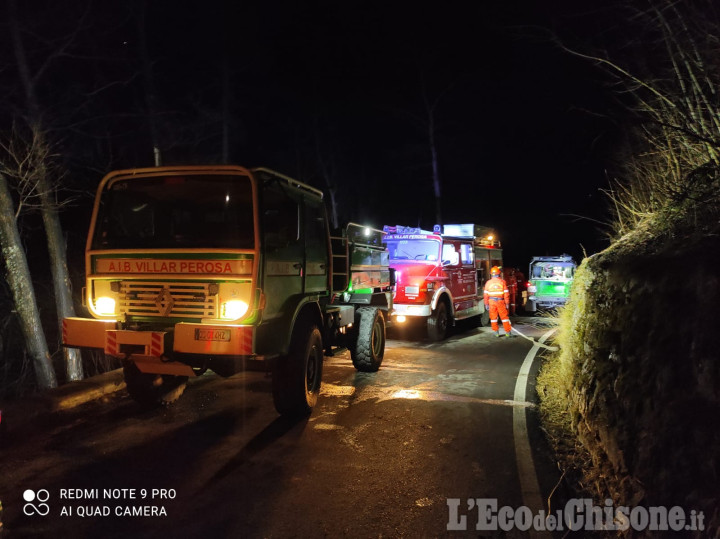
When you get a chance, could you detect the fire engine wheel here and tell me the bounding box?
[427,301,449,341]
[272,324,324,417]
[350,307,385,372]
[122,361,188,408]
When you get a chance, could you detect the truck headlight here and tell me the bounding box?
[95,296,117,315]
[221,300,248,320]
[90,280,120,317]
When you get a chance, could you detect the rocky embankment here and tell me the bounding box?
[539,175,720,537]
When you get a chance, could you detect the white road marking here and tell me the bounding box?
[513,328,557,539]
[512,326,559,351]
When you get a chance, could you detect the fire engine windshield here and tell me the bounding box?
[385,239,440,261]
[91,174,254,250]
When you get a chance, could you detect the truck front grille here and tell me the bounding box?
[119,282,216,318]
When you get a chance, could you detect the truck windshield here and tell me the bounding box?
[531,263,575,280]
[385,239,440,261]
[91,174,254,250]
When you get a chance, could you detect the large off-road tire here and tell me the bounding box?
[122,361,188,408]
[479,308,491,327]
[272,324,324,417]
[350,307,385,372]
[427,301,449,341]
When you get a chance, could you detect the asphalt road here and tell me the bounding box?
[0,317,561,538]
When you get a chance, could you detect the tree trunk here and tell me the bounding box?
[429,118,442,226]
[313,126,340,229]
[37,162,83,381]
[0,173,57,389]
[8,0,83,381]
[328,188,339,230]
[421,78,443,227]
[137,0,162,166]
[221,61,230,164]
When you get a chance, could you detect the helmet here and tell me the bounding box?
[491,266,501,277]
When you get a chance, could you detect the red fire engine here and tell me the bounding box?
[383,224,503,340]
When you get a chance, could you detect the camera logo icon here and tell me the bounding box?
[23,489,50,516]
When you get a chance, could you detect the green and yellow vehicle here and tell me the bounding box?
[524,255,576,312]
[62,166,392,416]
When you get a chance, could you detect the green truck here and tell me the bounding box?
[524,255,576,312]
[62,166,392,416]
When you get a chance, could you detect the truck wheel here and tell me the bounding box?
[427,301,449,341]
[350,307,385,372]
[122,361,188,408]
[480,309,490,327]
[272,324,324,417]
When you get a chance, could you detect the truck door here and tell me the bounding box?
[261,184,304,320]
[459,242,477,301]
[303,197,329,294]
[441,241,463,303]
[445,240,476,313]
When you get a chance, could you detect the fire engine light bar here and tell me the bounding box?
[443,224,475,236]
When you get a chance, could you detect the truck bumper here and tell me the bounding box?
[62,318,255,376]
[174,323,254,356]
[537,299,568,309]
[62,317,117,349]
[390,303,432,317]
[527,297,568,311]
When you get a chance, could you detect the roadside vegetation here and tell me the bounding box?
[537,1,720,535]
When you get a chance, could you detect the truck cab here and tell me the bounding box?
[525,255,576,312]
[62,166,392,416]
[383,224,502,340]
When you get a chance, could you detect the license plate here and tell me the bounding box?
[405,286,419,295]
[195,329,231,342]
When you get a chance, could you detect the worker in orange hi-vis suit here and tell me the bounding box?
[484,266,514,337]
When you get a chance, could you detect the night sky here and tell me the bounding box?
[152,0,620,268]
[4,0,624,269]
